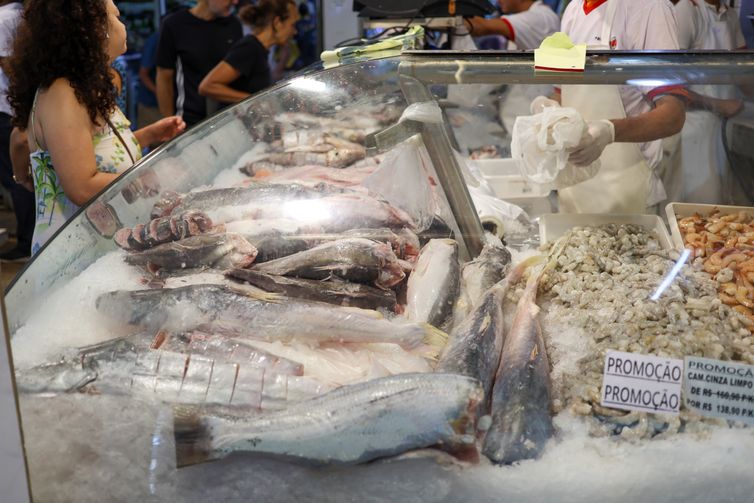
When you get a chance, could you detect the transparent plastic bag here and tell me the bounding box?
[511,106,600,189]
[362,135,439,231]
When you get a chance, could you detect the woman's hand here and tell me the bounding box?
[136,115,186,147]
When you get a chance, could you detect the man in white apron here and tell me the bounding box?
[552,0,687,214]
[678,0,748,204]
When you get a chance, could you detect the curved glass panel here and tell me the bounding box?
[7,52,754,502]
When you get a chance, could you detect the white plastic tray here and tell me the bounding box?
[472,158,553,217]
[665,202,754,250]
[539,213,673,250]
[472,158,520,178]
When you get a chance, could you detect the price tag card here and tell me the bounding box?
[684,356,754,425]
[600,350,683,415]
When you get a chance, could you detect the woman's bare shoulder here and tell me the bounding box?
[38,79,91,121]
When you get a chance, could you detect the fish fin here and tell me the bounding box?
[227,284,283,303]
[173,405,220,468]
[421,324,448,358]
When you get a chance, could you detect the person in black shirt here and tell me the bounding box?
[198,0,299,104]
[155,0,242,127]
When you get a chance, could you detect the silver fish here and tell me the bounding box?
[437,260,529,409]
[173,372,483,467]
[151,183,326,219]
[252,237,405,289]
[243,164,376,188]
[124,233,258,272]
[16,332,322,408]
[406,239,460,328]
[482,269,553,465]
[226,269,398,312]
[96,284,446,350]
[296,228,421,261]
[241,193,416,233]
[459,244,512,315]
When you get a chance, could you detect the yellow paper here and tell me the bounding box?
[534,32,587,72]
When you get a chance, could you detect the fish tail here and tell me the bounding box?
[421,324,449,358]
[173,405,220,468]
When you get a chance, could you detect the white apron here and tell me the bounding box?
[557,0,653,214]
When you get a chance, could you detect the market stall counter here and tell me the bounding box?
[5,51,754,502]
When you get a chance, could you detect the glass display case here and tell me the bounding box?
[5,51,754,502]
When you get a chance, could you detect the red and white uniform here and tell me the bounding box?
[560,0,681,207]
[503,1,561,49]
[673,0,709,49]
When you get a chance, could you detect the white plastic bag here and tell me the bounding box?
[510,106,600,189]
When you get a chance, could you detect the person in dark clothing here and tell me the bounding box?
[198,0,299,104]
[0,0,31,262]
[155,0,242,127]
[293,1,318,69]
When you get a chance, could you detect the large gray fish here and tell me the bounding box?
[236,193,416,233]
[95,284,446,350]
[406,239,460,328]
[242,164,376,188]
[483,268,553,465]
[15,332,322,409]
[437,259,531,409]
[173,372,483,467]
[124,233,258,272]
[296,227,421,261]
[252,237,405,289]
[151,183,326,219]
[226,269,398,312]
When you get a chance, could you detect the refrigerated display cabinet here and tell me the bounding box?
[5,51,754,502]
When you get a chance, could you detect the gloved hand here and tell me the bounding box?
[530,95,560,114]
[568,119,615,166]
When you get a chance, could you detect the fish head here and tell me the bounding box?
[396,229,422,262]
[96,290,168,328]
[224,234,259,268]
[16,363,98,394]
[325,147,366,169]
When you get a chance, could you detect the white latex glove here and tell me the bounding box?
[529,95,560,115]
[568,119,615,166]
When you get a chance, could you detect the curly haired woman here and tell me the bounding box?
[6,0,186,254]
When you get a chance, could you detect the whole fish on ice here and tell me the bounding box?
[173,372,483,467]
[124,233,257,272]
[483,267,553,465]
[95,284,445,350]
[150,183,327,219]
[15,331,322,409]
[226,269,398,312]
[406,239,460,328]
[437,258,531,409]
[252,237,405,289]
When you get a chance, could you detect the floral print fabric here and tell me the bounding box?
[30,107,141,254]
